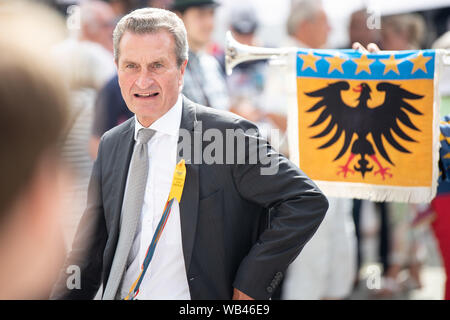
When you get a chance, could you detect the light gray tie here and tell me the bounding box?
[103,128,155,300]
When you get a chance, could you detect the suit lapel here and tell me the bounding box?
[103,119,135,299]
[111,120,136,228]
[178,96,200,275]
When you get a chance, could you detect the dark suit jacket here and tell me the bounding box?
[51,96,328,300]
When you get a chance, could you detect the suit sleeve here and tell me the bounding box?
[230,118,329,300]
[50,136,108,300]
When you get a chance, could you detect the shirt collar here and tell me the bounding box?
[134,94,182,140]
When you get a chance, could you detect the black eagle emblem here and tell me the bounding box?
[305,81,423,179]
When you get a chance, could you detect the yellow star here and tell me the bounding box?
[379,55,401,75]
[352,54,375,75]
[298,52,320,72]
[324,55,346,74]
[409,52,432,74]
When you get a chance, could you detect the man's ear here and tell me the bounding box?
[179,59,188,87]
[180,59,188,75]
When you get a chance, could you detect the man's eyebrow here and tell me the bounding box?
[150,58,168,64]
[120,59,137,65]
[120,58,168,65]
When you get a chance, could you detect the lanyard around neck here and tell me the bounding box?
[124,159,187,300]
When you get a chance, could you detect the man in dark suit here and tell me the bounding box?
[51,7,328,300]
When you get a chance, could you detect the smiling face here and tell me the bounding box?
[116,29,187,127]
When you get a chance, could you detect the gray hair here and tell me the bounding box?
[113,8,188,67]
[381,14,425,50]
[287,0,323,37]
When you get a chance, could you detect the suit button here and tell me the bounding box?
[266,286,273,293]
[275,272,283,279]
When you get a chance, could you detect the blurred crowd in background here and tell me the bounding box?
[0,0,449,300]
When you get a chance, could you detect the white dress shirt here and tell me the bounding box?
[119,94,191,300]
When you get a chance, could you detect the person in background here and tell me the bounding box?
[380,13,426,51]
[262,0,331,138]
[348,8,381,48]
[220,4,283,151]
[172,0,229,111]
[54,35,119,247]
[56,0,117,88]
[428,32,450,300]
[347,8,390,291]
[109,0,140,16]
[0,0,70,299]
[65,1,124,160]
[55,1,118,166]
[89,74,133,159]
[79,0,118,54]
[279,0,356,300]
[147,0,174,9]
[369,14,428,298]
[433,31,450,116]
[430,115,450,300]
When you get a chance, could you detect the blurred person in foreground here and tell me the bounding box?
[0,0,67,52]
[0,0,71,300]
[172,0,230,111]
[50,7,328,300]
[279,0,356,300]
[0,41,70,299]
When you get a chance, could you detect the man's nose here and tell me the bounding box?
[135,70,155,89]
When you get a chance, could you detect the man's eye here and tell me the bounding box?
[154,63,163,68]
[126,64,135,69]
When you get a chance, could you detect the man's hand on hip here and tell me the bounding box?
[232,288,255,300]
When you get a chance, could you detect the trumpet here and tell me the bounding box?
[225,31,294,76]
[225,31,450,75]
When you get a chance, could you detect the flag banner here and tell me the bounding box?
[287,49,446,203]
